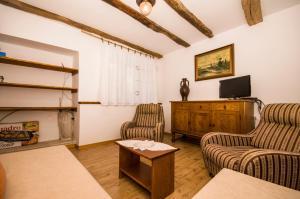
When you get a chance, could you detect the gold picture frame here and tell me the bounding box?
[195,44,235,81]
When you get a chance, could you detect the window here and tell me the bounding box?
[98,42,157,105]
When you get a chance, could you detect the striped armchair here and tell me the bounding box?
[201,103,300,190]
[120,104,165,142]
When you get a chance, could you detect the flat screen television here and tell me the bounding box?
[219,75,251,98]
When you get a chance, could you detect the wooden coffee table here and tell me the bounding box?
[116,141,179,199]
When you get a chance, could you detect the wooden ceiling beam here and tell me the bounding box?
[241,0,263,26]
[0,0,163,58]
[164,0,213,38]
[101,0,190,48]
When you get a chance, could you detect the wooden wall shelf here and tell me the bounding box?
[0,56,78,75]
[0,139,76,154]
[78,101,101,104]
[0,82,78,93]
[0,107,77,111]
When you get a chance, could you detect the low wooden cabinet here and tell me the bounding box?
[171,100,255,142]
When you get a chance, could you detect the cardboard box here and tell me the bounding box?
[0,121,39,149]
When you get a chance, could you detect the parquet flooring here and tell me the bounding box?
[69,135,211,199]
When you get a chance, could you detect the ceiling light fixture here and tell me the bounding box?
[136,0,156,16]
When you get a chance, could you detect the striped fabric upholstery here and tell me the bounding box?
[203,144,254,173]
[201,132,253,148]
[201,103,300,190]
[136,114,159,127]
[251,104,300,152]
[120,104,165,142]
[135,104,161,127]
[126,127,155,140]
[239,149,300,190]
[201,133,254,175]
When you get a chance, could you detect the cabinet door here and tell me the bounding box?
[173,109,189,132]
[190,111,210,137]
[211,111,240,133]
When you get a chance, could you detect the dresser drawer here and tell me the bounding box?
[173,103,190,109]
[212,103,240,111]
[191,103,211,111]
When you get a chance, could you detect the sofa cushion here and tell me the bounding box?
[0,161,6,199]
[203,144,254,171]
[0,146,111,199]
[251,104,300,152]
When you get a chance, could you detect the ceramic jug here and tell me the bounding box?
[180,78,190,101]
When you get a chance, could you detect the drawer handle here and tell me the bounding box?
[224,105,226,110]
[200,105,202,109]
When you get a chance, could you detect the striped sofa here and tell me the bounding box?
[201,103,300,190]
[120,103,165,142]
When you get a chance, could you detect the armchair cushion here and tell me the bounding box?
[136,114,159,127]
[126,127,155,140]
[251,104,300,152]
[203,144,254,173]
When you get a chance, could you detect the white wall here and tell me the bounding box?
[0,4,136,145]
[158,5,300,132]
[1,3,299,145]
[0,35,76,142]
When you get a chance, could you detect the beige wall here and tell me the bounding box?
[158,5,300,132]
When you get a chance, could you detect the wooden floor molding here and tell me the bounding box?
[75,138,121,150]
[69,135,210,199]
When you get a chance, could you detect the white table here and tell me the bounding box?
[193,169,300,199]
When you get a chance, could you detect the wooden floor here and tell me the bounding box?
[69,135,211,199]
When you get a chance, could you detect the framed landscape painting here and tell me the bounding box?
[195,44,234,81]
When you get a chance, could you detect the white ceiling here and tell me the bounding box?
[20,0,300,55]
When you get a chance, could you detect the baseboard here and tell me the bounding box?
[75,138,121,150]
[65,143,76,149]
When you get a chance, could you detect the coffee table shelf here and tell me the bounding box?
[120,162,151,191]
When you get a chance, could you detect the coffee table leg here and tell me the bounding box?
[119,146,140,178]
[151,153,175,199]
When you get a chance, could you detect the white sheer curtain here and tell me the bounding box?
[98,42,158,105]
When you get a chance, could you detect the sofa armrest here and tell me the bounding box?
[239,149,300,190]
[201,132,253,149]
[154,122,164,142]
[120,121,136,140]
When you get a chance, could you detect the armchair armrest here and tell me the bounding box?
[120,121,136,140]
[154,122,164,142]
[201,132,253,149]
[239,149,300,190]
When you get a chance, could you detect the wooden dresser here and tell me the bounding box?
[170,100,255,142]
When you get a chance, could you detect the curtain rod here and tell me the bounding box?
[81,30,154,59]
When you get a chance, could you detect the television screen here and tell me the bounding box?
[219,75,251,98]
